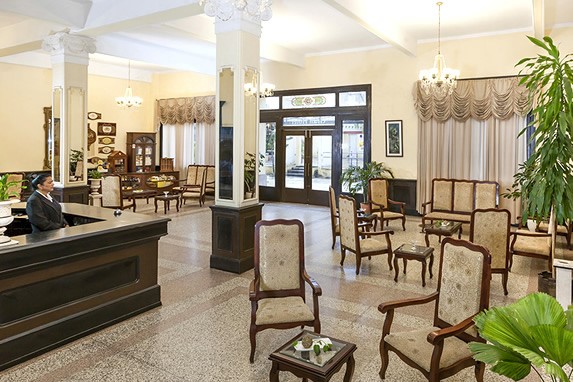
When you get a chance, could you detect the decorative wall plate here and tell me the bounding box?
[98,136,115,145]
[88,112,102,120]
[98,146,114,154]
[97,122,116,136]
[89,156,106,164]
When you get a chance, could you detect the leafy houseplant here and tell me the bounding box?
[469,292,573,381]
[340,161,393,203]
[0,174,26,201]
[244,152,264,197]
[88,169,102,179]
[505,36,573,252]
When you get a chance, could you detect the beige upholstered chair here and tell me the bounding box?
[180,166,207,206]
[338,194,394,275]
[537,220,572,249]
[379,238,492,382]
[510,225,552,271]
[368,178,406,231]
[204,165,215,200]
[470,208,511,295]
[101,174,134,211]
[249,219,321,363]
[328,186,340,249]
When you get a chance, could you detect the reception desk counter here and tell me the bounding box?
[0,203,169,370]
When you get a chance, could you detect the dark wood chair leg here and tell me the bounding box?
[340,248,346,266]
[249,326,257,363]
[379,338,389,379]
[314,319,321,334]
[475,361,485,382]
[502,271,509,295]
[401,216,406,231]
[356,254,361,275]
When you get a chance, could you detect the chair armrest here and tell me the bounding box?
[370,201,385,209]
[510,231,551,238]
[249,276,260,301]
[387,199,405,207]
[303,271,322,296]
[427,315,476,344]
[360,229,394,238]
[422,200,432,215]
[378,291,439,314]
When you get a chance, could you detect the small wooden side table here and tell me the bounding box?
[393,244,434,287]
[424,221,462,247]
[154,194,180,214]
[269,331,356,382]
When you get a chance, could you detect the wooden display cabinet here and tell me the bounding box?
[107,150,128,174]
[127,132,156,173]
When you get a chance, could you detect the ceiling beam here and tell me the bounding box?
[321,0,416,57]
[0,0,91,28]
[532,0,545,39]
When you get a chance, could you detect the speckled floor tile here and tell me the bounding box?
[2,202,558,381]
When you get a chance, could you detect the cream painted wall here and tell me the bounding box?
[261,27,573,179]
[151,71,215,100]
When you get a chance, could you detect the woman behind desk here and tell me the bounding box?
[26,174,68,233]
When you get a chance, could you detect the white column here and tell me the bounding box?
[42,32,96,187]
[554,259,573,310]
[214,13,261,208]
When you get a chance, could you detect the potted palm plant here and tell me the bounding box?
[506,36,573,256]
[469,292,573,381]
[340,161,393,211]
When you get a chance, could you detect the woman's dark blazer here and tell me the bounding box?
[25,191,69,233]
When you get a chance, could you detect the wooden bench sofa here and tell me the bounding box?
[422,178,499,227]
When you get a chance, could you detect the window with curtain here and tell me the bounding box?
[414,77,530,221]
[156,96,216,177]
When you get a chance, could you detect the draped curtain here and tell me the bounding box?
[156,96,216,176]
[415,77,530,221]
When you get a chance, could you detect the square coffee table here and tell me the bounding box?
[269,330,356,382]
[393,244,434,287]
[424,221,462,247]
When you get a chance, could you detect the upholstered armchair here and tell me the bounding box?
[180,166,206,206]
[368,178,406,231]
[537,220,572,250]
[338,195,394,275]
[101,175,135,211]
[249,219,322,363]
[470,208,511,295]
[509,224,552,271]
[328,186,340,249]
[204,166,215,200]
[378,238,491,382]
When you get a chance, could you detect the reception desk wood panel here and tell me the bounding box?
[0,204,169,370]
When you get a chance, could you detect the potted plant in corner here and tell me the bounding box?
[505,36,573,257]
[244,152,264,199]
[0,174,26,245]
[88,169,102,195]
[469,292,573,381]
[340,161,393,212]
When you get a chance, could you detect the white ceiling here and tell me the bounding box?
[0,0,572,81]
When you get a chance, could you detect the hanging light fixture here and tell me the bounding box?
[199,0,273,22]
[244,75,275,98]
[115,60,142,108]
[418,1,459,96]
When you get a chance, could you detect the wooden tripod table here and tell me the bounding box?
[393,244,434,287]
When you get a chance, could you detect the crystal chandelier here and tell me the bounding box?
[199,0,273,21]
[115,60,142,108]
[418,2,459,96]
[244,81,275,98]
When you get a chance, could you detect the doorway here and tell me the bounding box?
[282,129,333,205]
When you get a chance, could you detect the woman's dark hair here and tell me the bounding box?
[31,174,51,190]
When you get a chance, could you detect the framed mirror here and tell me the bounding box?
[68,87,86,183]
[218,67,234,200]
[52,87,62,183]
[243,67,258,200]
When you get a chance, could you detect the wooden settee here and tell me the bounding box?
[422,178,499,226]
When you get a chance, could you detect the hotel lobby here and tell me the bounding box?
[1,1,573,381]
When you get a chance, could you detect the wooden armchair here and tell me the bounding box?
[509,221,552,271]
[537,220,572,250]
[339,194,394,275]
[379,238,491,381]
[249,219,321,363]
[328,186,340,249]
[204,165,215,200]
[179,165,207,206]
[368,178,406,231]
[470,208,511,295]
[101,174,135,211]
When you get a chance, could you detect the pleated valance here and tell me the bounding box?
[156,95,216,125]
[413,77,530,122]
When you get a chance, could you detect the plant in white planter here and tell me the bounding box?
[88,169,102,195]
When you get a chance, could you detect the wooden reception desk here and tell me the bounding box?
[0,203,169,370]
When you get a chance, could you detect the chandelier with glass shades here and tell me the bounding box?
[115,60,142,108]
[418,1,459,96]
[244,78,275,98]
[199,0,272,21]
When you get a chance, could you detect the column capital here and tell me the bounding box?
[214,11,261,37]
[42,31,96,65]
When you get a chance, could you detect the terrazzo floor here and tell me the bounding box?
[3,199,565,382]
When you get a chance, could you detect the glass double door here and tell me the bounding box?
[283,129,332,205]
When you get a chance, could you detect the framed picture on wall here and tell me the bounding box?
[97,122,116,136]
[385,120,403,157]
